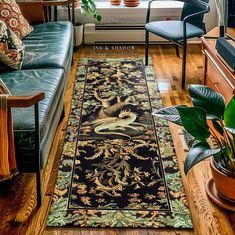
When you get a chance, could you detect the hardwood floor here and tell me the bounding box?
[0,44,234,235]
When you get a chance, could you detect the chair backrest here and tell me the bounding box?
[18,1,45,24]
[181,0,209,29]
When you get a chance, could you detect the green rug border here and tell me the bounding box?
[47,58,193,229]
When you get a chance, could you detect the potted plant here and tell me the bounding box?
[110,0,121,6]
[73,0,101,46]
[152,84,235,203]
[80,0,101,21]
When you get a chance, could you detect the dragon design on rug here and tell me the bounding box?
[93,90,134,119]
[91,110,147,139]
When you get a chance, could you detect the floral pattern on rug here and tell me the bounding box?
[47,58,193,228]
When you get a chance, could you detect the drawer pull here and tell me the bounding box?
[213,82,219,85]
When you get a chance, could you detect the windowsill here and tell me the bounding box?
[59,1,183,23]
[94,1,184,10]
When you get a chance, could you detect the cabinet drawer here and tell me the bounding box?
[204,73,219,93]
[204,50,235,103]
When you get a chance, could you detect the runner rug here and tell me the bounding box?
[47,58,193,228]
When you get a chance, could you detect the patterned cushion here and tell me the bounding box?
[0,78,11,94]
[0,0,33,39]
[0,20,24,70]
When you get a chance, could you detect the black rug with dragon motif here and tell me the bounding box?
[47,58,193,228]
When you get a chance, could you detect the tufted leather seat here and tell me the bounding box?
[0,21,73,169]
[22,21,73,70]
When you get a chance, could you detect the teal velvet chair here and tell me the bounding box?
[145,0,210,88]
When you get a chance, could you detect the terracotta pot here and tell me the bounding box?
[110,0,121,5]
[124,0,140,7]
[210,159,235,202]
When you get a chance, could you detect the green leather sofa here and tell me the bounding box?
[0,21,74,206]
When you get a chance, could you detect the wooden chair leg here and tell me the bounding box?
[72,2,75,25]
[71,54,74,65]
[59,107,65,123]
[36,170,42,207]
[48,6,52,21]
[34,103,42,207]
[54,6,57,21]
[175,44,180,57]
[145,30,149,66]
[68,4,71,22]
[182,40,187,89]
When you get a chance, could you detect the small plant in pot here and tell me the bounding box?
[153,84,235,204]
[80,0,102,21]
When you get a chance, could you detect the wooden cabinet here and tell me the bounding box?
[202,28,235,103]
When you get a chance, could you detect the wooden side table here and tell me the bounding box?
[43,0,75,25]
[201,27,235,103]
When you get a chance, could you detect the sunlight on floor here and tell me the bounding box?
[157,80,172,93]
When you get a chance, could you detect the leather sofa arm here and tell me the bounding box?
[7,92,45,107]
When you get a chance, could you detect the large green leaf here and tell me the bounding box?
[184,142,221,174]
[176,106,210,141]
[206,114,221,120]
[81,0,102,21]
[212,119,224,136]
[224,127,235,164]
[152,106,183,126]
[206,114,224,135]
[224,96,235,128]
[188,84,225,118]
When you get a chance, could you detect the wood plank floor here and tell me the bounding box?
[0,44,234,235]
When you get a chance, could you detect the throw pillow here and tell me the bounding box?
[0,0,33,39]
[0,20,25,70]
[0,79,11,94]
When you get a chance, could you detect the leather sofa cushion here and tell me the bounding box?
[22,21,73,70]
[0,68,65,149]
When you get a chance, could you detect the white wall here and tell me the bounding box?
[205,0,218,31]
